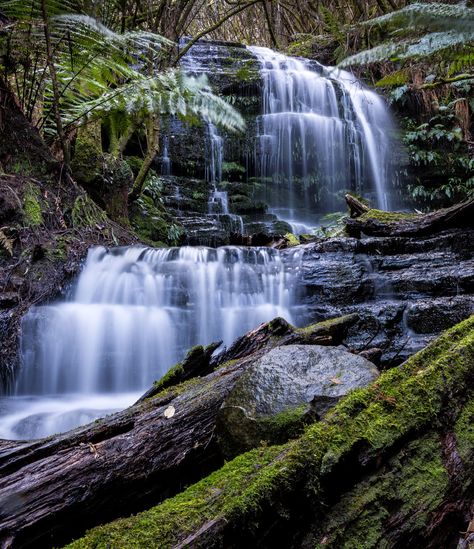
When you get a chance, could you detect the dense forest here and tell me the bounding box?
[0,1,473,548]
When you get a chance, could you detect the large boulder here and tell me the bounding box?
[217,344,379,457]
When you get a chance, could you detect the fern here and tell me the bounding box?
[339,3,474,67]
[0,228,14,256]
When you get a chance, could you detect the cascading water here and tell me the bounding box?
[161,135,171,175]
[249,46,395,231]
[1,245,303,439]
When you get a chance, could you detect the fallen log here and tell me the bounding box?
[67,315,474,549]
[0,316,346,549]
[344,194,474,237]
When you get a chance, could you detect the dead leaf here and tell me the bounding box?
[164,406,175,418]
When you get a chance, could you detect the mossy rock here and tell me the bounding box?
[71,123,102,186]
[71,195,107,229]
[67,316,474,548]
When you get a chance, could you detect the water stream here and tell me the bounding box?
[250,46,395,229]
[1,245,303,439]
[0,42,399,440]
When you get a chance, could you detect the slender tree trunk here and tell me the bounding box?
[40,0,70,166]
[128,114,159,202]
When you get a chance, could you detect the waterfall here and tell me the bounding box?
[1,245,302,439]
[161,135,171,176]
[249,46,395,229]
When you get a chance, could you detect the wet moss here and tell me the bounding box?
[71,195,108,228]
[255,404,310,443]
[360,209,418,223]
[284,233,300,247]
[67,316,474,549]
[23,183,43,227]
[315,434,448,548]
[455,394,474,465]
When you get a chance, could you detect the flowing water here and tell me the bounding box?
[1,245,303,439]
[1,43,399,440]
[250,46,395,230]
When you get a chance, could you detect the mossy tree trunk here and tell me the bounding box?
[65,315,474,549]
[0,317,347,548]
[128,111,160,203]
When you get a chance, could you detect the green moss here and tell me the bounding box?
[455,394,474,464]
[23,183,43,227]
[124,156,144,178]
[71,123,102,186]
[284,233,300,247]
[256,404,310,443]
[45,235,73,261]
[316,434,449,547]
[234,62,260,82]
[375,69,409,88]
[67,316,474,548]
[71,195,108,228]
[129,195,183,247]
[360,209,418,223]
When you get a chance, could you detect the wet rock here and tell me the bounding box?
[405,296,474,334]
[358,347,383,366]
[217,344,379,457]
[293,229,474,365]
[0,292,19,309]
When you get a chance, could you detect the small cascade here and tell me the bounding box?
[208,187,245,235]
[206,123,223,185]
[1,245,303,439]
[249,46,395,229]
[161,135,171,175]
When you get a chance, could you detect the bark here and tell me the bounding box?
[0,316,345,548]
[66,316,474,549]
[345,195,474,237]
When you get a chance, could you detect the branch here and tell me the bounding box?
[174,0,260,65]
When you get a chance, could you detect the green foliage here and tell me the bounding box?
[2,1,244,160]
[375,69,409,88]
[392,95,474,207]
[312,211,347,238]
[71,195,107,228]
[340,3,474,67]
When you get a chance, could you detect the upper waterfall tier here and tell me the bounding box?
[249,46,395,225]
[18,246,303,396]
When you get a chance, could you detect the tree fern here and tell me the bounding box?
[339,2,474,67]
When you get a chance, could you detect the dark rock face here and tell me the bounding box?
[217,344,378,456]
[290,229,474,366]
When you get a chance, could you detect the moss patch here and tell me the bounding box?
[284,233,300,247]
[71,195,108,229]
[360,209,418,223]
[314,434,449,547]
[66,316,474,548]
[22,183,43,227]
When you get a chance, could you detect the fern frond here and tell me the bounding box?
[63,71,245,133]
[0,228,14,256]
[362,3,474,34]
[340,30,474,67]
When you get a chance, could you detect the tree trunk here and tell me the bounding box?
[0,317,342,548]
[128,114,160,202]
[344,195,474,237]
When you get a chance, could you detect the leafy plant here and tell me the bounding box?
[340,3,474,67]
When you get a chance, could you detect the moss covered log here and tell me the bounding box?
[67,315,474,548]
[345,194,474,238]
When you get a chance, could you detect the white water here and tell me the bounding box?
[161,135,171,175]
[2,245,302,439]
[250,46,395,227]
